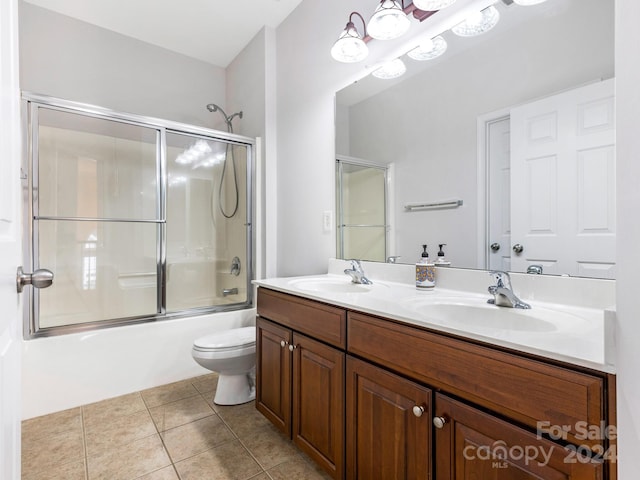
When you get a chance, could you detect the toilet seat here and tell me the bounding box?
[193,326,255,353]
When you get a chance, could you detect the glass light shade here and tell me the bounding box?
[331,24,369,63]
[514,0,548,4]
[451,5,500,37]
[407,35,447,61]
[412,0,457,11]
[368,0,411,40]
[372,58,407,79]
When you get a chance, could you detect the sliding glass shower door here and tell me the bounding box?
[23,94,253,337]
[336,158,388,262]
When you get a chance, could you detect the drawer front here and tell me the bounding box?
[257,288,347,348]
[348,312,604,447]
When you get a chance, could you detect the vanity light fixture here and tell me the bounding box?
[407,35,448,60]
[513,0,548,4]
[451,5,500,37]
[372,58,407,79]
[331,12,369,63]
[367,0,411,40]
[412,0,457,12]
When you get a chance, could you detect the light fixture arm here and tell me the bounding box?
[347,11,368,39]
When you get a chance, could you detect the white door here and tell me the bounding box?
[510,79,616,278]
[487,116,512,272]
[0,0,23,477]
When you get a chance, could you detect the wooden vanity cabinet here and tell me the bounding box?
[434,394,603,479]
[346,356,432,480]
[256,289,345,480]
[256,288,615,480]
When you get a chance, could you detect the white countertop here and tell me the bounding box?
[254,268,615,374]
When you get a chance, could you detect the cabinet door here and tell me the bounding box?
[346,356,432,480]
[256,317,292,436]
[292,333,345,480]
[434,393,603,480]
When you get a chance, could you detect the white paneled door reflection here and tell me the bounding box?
[509,79,615,278]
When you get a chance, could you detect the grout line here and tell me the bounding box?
[79,406,90,480]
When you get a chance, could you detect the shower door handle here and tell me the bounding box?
[16,266,54,293]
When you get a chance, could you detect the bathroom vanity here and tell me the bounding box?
[254,264,616,480]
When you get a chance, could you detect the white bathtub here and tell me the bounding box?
[21,308,256,419]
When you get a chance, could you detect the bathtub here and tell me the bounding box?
[21,308,256,419]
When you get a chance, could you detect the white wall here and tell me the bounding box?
[343,0,613,268]
[19,2,226,128]
[615,0,640,475]
[226,27,278,279]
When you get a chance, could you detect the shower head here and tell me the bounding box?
[205,102,243,133]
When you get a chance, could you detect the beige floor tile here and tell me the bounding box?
[135,465,180,480]
[84,409,157,456]
[149,394,215,432]
[86,434,171,480]
[174,440,262,480]
[266,456,333,480]
[22,459,86,480]
[161,414,235,462]
[247,474,270,480]
[22,427,85,478]
[190,373,219,395]
[215,401,272,438]
[82,392,147,425]
[22,407,82,440]
[240,424,300,470]
[141,380,200,408]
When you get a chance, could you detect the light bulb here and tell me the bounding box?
[451,5,500,37]
[331,23,368,63]
[407,35,447,61]
[372,58,407,79]
[368,0,411,40]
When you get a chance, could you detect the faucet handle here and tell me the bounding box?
[347,259,363,271]
[488,270,512,289]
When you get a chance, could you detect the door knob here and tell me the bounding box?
[412,405,425,417]
[432,416,448,429]
[280,340,289,348]
[490,242,500,252]
[512,244,524,254]
[17,266,54,293]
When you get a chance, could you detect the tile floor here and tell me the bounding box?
[21,373,332,480]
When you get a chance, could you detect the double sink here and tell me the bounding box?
[258,273,611,372]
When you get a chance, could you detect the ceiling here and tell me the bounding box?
[22,0,303,68]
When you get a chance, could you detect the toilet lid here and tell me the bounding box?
[194,326,255,351]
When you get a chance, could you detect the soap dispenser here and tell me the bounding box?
[416,244,435,289]
[435,244,451,267]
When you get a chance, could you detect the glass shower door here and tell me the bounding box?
[165,132,249,311]
[336,159,388,262]
[31,106,161,330]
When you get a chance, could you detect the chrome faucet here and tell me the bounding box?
[344,259,373,285]
[487,270,531,309]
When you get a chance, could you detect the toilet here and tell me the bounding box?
[191,326,256,405]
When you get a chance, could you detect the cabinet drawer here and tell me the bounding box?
[348,312,604,447]
[257,288,347,348]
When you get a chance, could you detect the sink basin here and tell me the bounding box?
[404,296,586,333]
[289,277,372,294]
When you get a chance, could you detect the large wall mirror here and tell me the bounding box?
[335,0,615,279]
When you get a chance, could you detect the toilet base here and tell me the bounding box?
[213,369,256,405]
